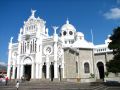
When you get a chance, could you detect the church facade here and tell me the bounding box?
[7,10,113,83]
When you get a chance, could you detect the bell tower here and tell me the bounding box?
[60,19,76,45]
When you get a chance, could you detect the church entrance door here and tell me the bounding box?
[24,65,31,81]
[50,62,54,81]
[15,67,17,79]
[42,63,46,79]
[97,62,104,79]
[59,65,62,81]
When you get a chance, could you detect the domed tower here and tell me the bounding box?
[76,32,84,41]
[60,19,76,45]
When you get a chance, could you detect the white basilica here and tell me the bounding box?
[7,10,113,83]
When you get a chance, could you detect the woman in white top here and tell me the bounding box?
[16,81,19,90]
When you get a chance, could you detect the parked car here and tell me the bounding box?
[0,75,6,83]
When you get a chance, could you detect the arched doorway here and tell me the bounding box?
[15,67,17,79]
[42,62,46,79]
[50,62,54,81]
[97,62,104,79]
[23,57,32,81]
[24,65,31,81]
[58,65,62,81]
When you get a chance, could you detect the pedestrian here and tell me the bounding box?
[5,76,8,86]
[21,75,25,82]
[16,81,19,90]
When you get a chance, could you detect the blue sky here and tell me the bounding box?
[0,0,120,64]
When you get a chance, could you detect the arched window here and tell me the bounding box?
[84,62,90,73]
[33,39,34,52]
[21,43,22,54]
[39,45,40,52]
[23,42,24,54]
[35,41,36,52]
[30,42,32,53]
[25,43,26,53]
[76,61,78,73]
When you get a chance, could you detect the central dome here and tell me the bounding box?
[61,19,76,32]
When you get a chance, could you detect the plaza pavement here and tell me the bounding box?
[0,80,120,90]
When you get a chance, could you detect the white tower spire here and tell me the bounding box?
[66,18,69,24]
[52,26,59,35]
[10,37,13,43]
[30,9,36,18]
[91,28,94,43]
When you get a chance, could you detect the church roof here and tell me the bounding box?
[63,47,79,53]
[72,39,94,49]
[76,32,84,37]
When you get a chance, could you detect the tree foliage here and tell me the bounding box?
[106,27,120,73]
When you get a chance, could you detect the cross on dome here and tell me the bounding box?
[66,18,69,24]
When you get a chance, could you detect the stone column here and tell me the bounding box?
[36,64,39,79]
[7,60,11,79]
[7,65,11,79]
[77,56,79,78]
[104,53,108,72]
[39,42,42,79]
[39,63,42,78]
[17,35,21,79]
[16,57,20,79]
[53,26,58,79]
[12,65,16,79]
[46,55,49,79]
[92,49,95,75]
[39,42,43,79]
[54,62,58,78]
[31,63,35,79]
[7,37,13,79]
[35,34,42,79]
[20,65,24,78]
[17,65,20,79]
[54,42,58,78]
[61,49,65,78]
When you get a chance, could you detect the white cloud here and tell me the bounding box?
[0,61,7,66]
[104,8,120,20]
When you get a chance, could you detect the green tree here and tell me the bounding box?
[106,27,120,73]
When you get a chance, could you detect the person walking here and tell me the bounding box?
[16,81,19,90]
[5,76,8,86]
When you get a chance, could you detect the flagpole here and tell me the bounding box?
[91,28,95,79]
[91,29,94,43]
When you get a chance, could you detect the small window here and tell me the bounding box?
[39,45,40,52]
[69,31,73,35]
[69,40,71,44]
[105,48,106,51]
[63,31,67,35]
[84,62,90,73]
[65,41,67,44]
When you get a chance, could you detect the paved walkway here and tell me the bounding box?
[0,80,120,90]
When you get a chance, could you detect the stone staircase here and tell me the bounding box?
[0,79,97,90]
[90,79,104,86]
